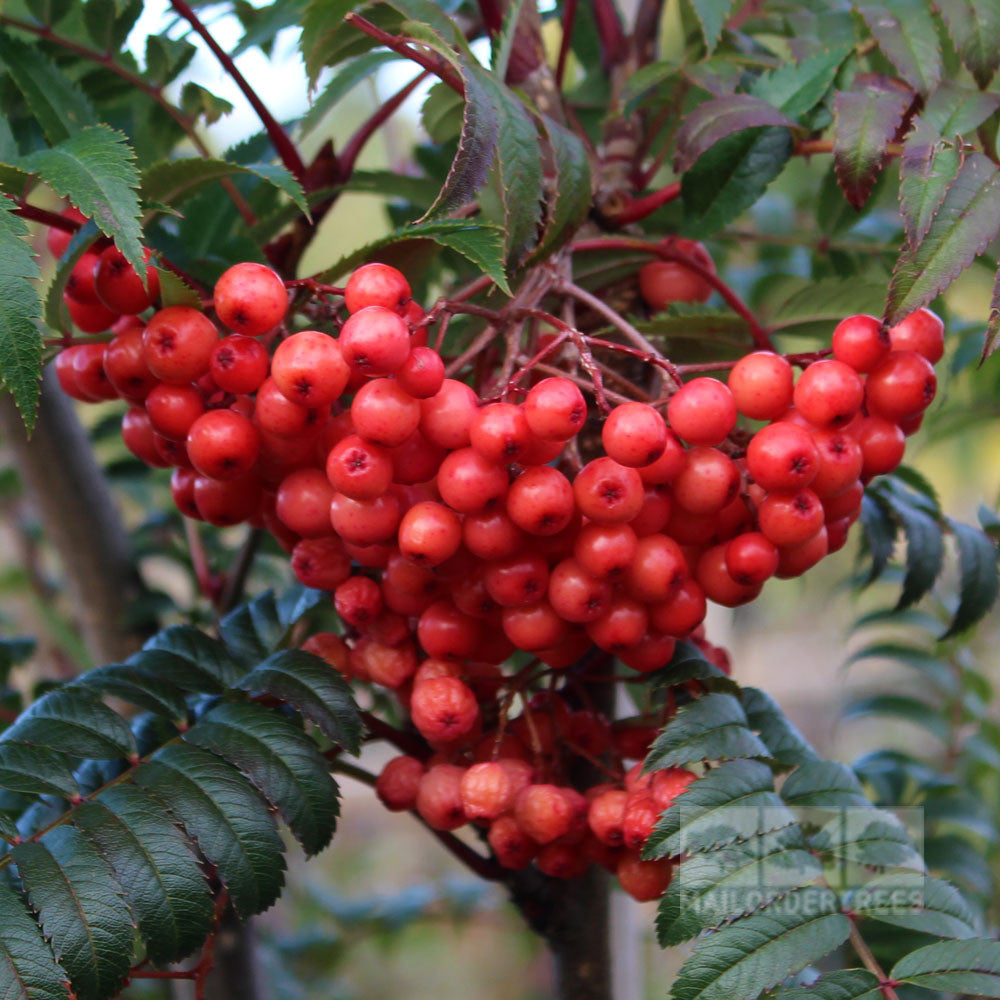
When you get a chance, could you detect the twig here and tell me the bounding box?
[557,280,667,361]
[360,710,430,759]
[848,919,902,1000]
[555,0,578,88]
[607,181,681,225]
[217,527,262,615]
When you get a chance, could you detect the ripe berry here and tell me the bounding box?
[855,416,905,479]
[667,378,736,446]
[470,403,532,463]
[574,522,638,579]
[776,526,829,578]
[94,247,159,315]
[624,534,687,603]
[523,377,586,440]
[145,383,204,440]
[616,852,672,901]
[630,483,672,535]
[103,326,157,403]
[67,297,118,334]
[122,407,168,464]
[376,756,425,811]
[398,501,462,567]
[460,762,515,821]
[757,489,824,547]
[351,378,421,447]
[822,480,864,524]
[888,307,944,363]
[390,430,446,485]
[506,465,575,536]
[329,491,401,545]
[793,360,864,427]
[622,792,658,849]
[672,447,739,514]
[352,636,417,687]
[254,376,316,438]
[290,536,352,590]
[547,558,612,623]
[143,307,218,384]
[396,346,445,399]
[865,350,936,422]
[574,457,645,524]
[810,429,863,498]
[416,764,467,830]
[619,631,677,672]
[186,409,259,480]
[340,305,411,375]
[301,632,351,674]
[728,352,794,420]
[344,262,411,314]
[410,676,480,743]
[276,468,335,537]
[650,767,696,810]
[514,785,575,843]
[832,314,890,373]
[420,379,480,449]
[586,597,648,651]
[696,545,762,607]
[417,599,482,659]
[46,206,87,258]
[488,815,537,869]
[746,422,819,492]
[64,252,102,305]
[326,434,393,500]
[193,473,262,526]
[72,343,118,400]
[484,552,549,607]
[214,262,287,336]
[588,790,627,846]
[463,509,526,561]
[334,575,383,628]
[270,331,349,409]
[649,578,706,635]
[502,601,569,650]
[602,402,668,468]
[638,241,715,308]
[725,532,779,585]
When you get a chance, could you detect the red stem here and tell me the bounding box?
[592,0,627,68]
[477,0,504,33]
[555,0,578,89]
[168,0,307,183]
[8,198,80,232]
[610,181,682,224]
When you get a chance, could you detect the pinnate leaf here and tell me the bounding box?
[899,120,963,246]
[0,744,79,799]
[982,264,1000,363]
[847,871,978,939]
[70,663,188,721]
[687,0,736,53]
[140,625,243,691]
[740,687,817,767]
[775,970,881,1000]
[856,1,942,94]
[780,759,871,810]
[936,0,1000,88]
[941,518,999,637]
[892,938,1000,994]
[0,880,71,1000]
[751,46,852,120]
[922,81,1000,137]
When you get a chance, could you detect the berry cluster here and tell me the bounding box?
[45,211,942,899]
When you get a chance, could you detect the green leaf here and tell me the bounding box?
[237,651,361,755]
[140,625,243,691]
[3,689,135,760]
[185,702,339,856]
[751,46,853,120]
[71,663,187,720]
[848,872,978,938]
[892,493,945,609]
[25,0,74,24]
[842,694,948,741]
[681,126,794,239]
[942,519,999,637]
[833,85,910,210]
[218,590,287,665]
[628,308,751,342]
[144,35,197,88]
[0,744,79,798]
[687,0,736,53]
[936,0,1000,88]
[766,277,888,334]
[780,760,871,810]
[0,879,71,1000]
[646,694,769,770]
[180,82,234,125]
[656,826,821,945]
[922,81,1000,137]
[675,96,795,173]
[491,0,527,79]
[23,126,145,281]
[899,122,963,246]
[0,31,97,144]
[0,202,44,432]
[740,688,817,767]
[13,826,133,1000]
[669,888,850,1000]
[155,267,202,309]
[136,742,285,919]
[44,222,101,331]
[299,51,400,138]
[775,970,882,1000]
[844,643,954,694]
[859,492,896,583]
[623,60,680,116]
[300,0,396,87]
[315,219,510,294]
[644,759,795,860]
[856,1,942,94]
[811,810,924,869]
[892,938,1000,994]
[648,641,739,694]
[885,153,1000,324]
[74,784,214,966]
[82,0,118,52]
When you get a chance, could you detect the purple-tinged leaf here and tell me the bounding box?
[937,0,1000,89]
[857,1,942,95]
[923,81,1000,137]
[688,0,736,54]
[899,118,963,244]
[675,95,795,172]
[833,85,911,209]
[981,265,1000,364]
[886,153,1000,324]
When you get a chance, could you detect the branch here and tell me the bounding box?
[359,710,431,759]
[605,181,681,225]
[555,0,578,88]
[169,0,307,183]
[848,918,902,1000]
[7,198,81,232]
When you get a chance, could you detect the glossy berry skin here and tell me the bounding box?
[145,383,204,440]
[209,335,269,395]
[523,377,586,440]
[275,468,335,537]
[574,457,645,525]
[170,467,199,517]
[793,360,864,427]
[485,552,550,608]
[810,429,863,498]
[64,252,102,305]
[186,409,259,480]
[726,532,779,585]
[746,422,819,492]
[672,447,739,515]
[325,434,393,500]
[620,632,677,672]
[586,597,648,652]
[624,534,687,603]
[417,599,482,659]
[122,407,168,464]
[463,509,525,561]
[72,343,118,400]
[193,473,261,526]
[344,262,411,315]
[757,489,825,547]
[617,852,672,901]
[470,403,532,463]
[865,350,937,422]
[574,522,638,579]
[103,326,157,403]
[832,314,890,373]
[507,465,575,536]
[376,756,424,811]
[329,491,400,545]
[695,545,762,607]
[776,527,829,579]
[214,262,287,336]
[390,430,446,485]
[398,501,462,567]
[340,305,411,375]
[67,297,118,334]
[548,558,613,623]
[396,346,445,399]
[351,379,421,447]
[420,379,479,449]
[94,247,159,315]
[727,351,794,420]
[254,377,315,438]
[143,307,218,384]
[587,790,627,846]
[503,602,570,651]
[649,578,707,636]
[271,331,350,408]
[638,241,715,308]
[667,378,736,446]
[888,307,944,363]
[290,536,351,590]
[438,448,508,513]
[855,416,905,479]
[602,402,667,468]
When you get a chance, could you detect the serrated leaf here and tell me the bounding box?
[681,126,794,238]
[218,590,285,665]
[648,641,740,693]
[644,759,795,860]
[186,702,339,856]
[751,46,853,120]
[74,784,214,966]
[3,689,134,760]
[922,81,1000,137]
[0,744,78,799]
[857,1,941,94]
[833,85,910,210]
[669,888,850,1000]
[70,664,187,721]
[688,0,736,53]
[811,810,924,869]
[844,642,955,693]
[740,688,817,767]
[0,202,44,432]
[982,265,1000,363]
[936,0,1000,88]
[842,694,948,741]
[942,519,999,637]
[892,493,945,609]
[848,871,978,938]
[300,1,400,87]
[531,115,592,265]
[141,625,243,691]
[237,651,361,755]
[136,742,285,919]
[0,879,71,1000]
[0,32,97,144]
[892,938,1000,993]
[144,35,197,88]
[766,278,888,332]
[155,267,201,309]
[657,827,821,945]
[646,694,769,771]
[44,222,101,331]
[315,219,509,294]
[775,970,881,1000]
[13,826,132,1000]
[623,60,680,116]
[491,0,526,79]
[675,96,795,174]
[275,584,326,629]
[300,51,399,138]
[180,82,233,125]
[859,492,896,584]
[899,122,963,246]
[886,153,1000,323]
[23,126,145,281]
[780,760,872,810]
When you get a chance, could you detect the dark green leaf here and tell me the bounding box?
[647,694,768,770]
[844,643,954,694]
[687,0,736,53]
[941,519,999,637]
[136,742,285,919]
[936,0,1000,88]
[892,493,945,609]
[140,625,243,691]
[780,760,871,810]
[186,702,339,856]
[857,1,942,94]
[25,0,73,24]
[751,46,853,120]
[899,121,963,246]
[892,938,1000,993]
[218,590,285,665]
[775,970,882,1000]
[0,744,78,798]
[886,153,1000,324]
[82,0,118,52]
[859,492,896,584]
[833,85,910,210]
[648,641,739,694]
[848,872,978,938]
[71,663,187,720]
[180,82,234,125]
[740,688,817,767]
[299,51,400,138]
[236,651,361,755]
[623,60,679,116]
[13,826,132,1000]
[75,784,214,965]
[144,35,197,88]
[811,811,924,869]
[0,879,71,1000]
[842,694,948,741]
[275,583,327,629]
[922,81,1000,137]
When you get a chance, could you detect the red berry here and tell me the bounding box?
[488,815,537,869]
[411,676,480,744]
[832,314,890,373]
[143,307,218,384]
[460,762,515,821]
[506,465,575,536]
[888,307,944,363]
[865,350,937,422]
[352,636,417,687]
[326,434,393,500]
[757,489,824,547]
[822,481,864,524]
[617,852,672,901]
[193,473,262,526]
[725,532,779,585]
[344,262,411,314]
[334,575,383,627]
[291,536,352,590]
[484,552,549,607]
[94,247,159,315]
[66,297,118,334]
[622,792,658,849]
[438,447,508,513]
[573,457,645,524]
[398,501,462,567]
[145,383,204,440]
[170,467,199,517]
[329,491,400,545]
[254,376,317,438]
[340,305,411,375]
[588,790,627,846]
[270,331,349,408]
[649,578,706,636]
[650,767,696,810]
[214,262,287,336]
[855,416,905,479]
[64,251,101,305]
[45,206,87,259]
[746,422,819,492]
[667,378,736,446]
[351,378,420,447]
[523,377,586,440]
[276,467,335,537]
[122,407,167,464]
[728,352,794,420]
[186,409,259,480]
[793,360,864,427]
[420,379,479,449]
[396,346,445,399]
[514,785,575,844]
[416,764,467,830]
[776,526,829,578]
[417,599,482,659]
[502,601,570,650]
[809,428,863,498]
[586,597,648,652]
[547,558,612,623]
[574,522,638,579]
[602,402,668,468]
[696,544,762,606]
[390,430,446,485]
[470,402,532,463]
[72,342,118,400]
[463,509,526,561]
[673,447,739,514]
[103,325,157,404]
[638,242,715,308]
[376,756,425,811]
[624,533,687,603]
